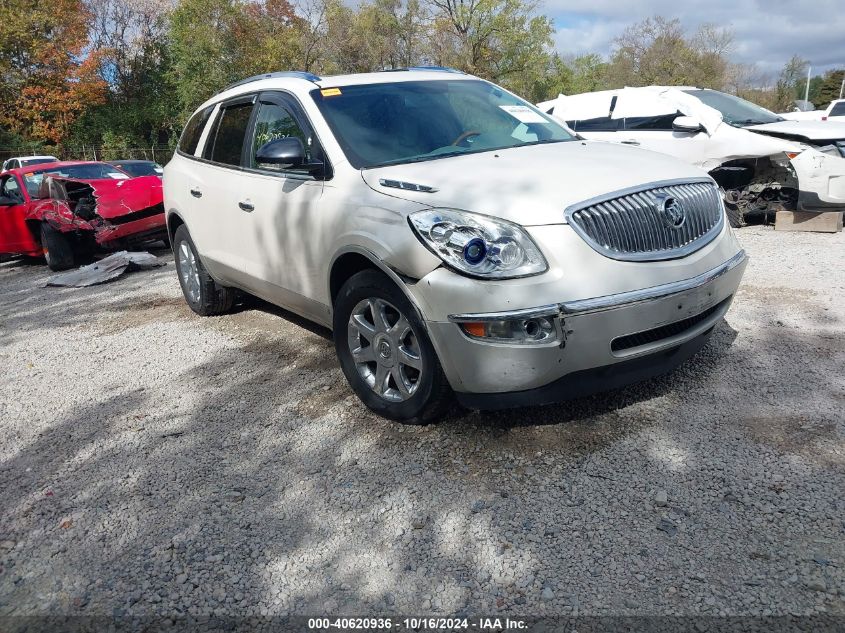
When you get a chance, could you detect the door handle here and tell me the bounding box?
[238,201,254,212]
[621,140,640,146]
[190,187,202,198]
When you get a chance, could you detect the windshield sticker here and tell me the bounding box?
[321,88,342,97]
[499,105,546,124]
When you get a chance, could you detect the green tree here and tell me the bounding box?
[169,0,241,117]
[606,17,732,89]
[816,68,845,106]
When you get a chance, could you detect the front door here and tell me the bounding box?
[0,174,37,255]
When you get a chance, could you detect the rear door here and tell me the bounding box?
[188,96,257,284]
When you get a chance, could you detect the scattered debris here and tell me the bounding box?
[657,517,678,536]
[44,251,164,287]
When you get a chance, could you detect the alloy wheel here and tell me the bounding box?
[347,298,423,402]
[178,240,201,304]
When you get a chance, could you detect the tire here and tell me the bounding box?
[724,201,745,228]
[172,224,235,316]
[333,269,452,424]
[40,222,75,271]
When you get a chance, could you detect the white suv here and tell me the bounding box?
[163,68,747,422]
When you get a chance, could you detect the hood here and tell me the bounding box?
[747,120,845,143]
[361,141,710,226]
[79,175,163,219]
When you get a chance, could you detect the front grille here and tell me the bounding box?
[610,297,730,353]
[566,179,724,261]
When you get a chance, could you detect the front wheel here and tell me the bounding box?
[172,224,235,316]
[333,270,452,424]
[40,222,75,271]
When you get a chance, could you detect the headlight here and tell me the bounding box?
[408,209,548,279]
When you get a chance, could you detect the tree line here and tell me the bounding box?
[1,0,843,156]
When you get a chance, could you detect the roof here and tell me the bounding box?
[4,160,105,177]
[9,155,59,160]
[199,67,475,111]
[107,159,158,164]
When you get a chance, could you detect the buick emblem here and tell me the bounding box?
[655,194,685,229]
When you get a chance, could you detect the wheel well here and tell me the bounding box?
[24,220,47,249]
[167,213,185,244]
[330,252,380,303]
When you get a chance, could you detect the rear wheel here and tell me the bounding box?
[172,224,235,316]
[40,222,75,271]
[334,270,452,423]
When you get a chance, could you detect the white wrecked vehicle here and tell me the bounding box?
[539,87,845,226]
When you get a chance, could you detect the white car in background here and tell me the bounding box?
[1,155,59,172]
[780,98,845,122]
[539,87,845,226]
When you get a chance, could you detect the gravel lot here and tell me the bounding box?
[1,226,843,626]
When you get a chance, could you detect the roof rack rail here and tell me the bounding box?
[382,66,464,74]
[223,71,321,92]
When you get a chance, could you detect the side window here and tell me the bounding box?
[204,102,254,166]
[623,112,683,131]
[178,106,214,155]
[567,117,620,132]
[249,102,309,169]
[1,176,23,201]
[830,102,845,117]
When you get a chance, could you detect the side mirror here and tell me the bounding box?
[255,137,325,177]
[0,195,17,206]
[673,116,704,133]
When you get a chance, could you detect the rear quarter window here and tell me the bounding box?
[830,102,845,117]
[178,106,214,155]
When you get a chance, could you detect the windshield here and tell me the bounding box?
[21,158,58,167]
[23,163,129,197]
[684,89,784,127]
[113,162,163,177]
[311,79,575,168]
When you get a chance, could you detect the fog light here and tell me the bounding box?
[459,315,558,344]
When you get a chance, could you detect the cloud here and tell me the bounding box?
[546,0,845,78]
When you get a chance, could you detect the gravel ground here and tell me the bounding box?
[0,226,843,627]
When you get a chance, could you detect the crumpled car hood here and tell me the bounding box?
[361,141,709,226]
[747,120,845,143]
[78,175,164,218]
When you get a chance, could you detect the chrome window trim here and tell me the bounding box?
[564,177,724,262]
[448,250,747,322]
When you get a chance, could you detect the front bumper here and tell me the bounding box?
[791,149,845,210]
[421,249,747,404]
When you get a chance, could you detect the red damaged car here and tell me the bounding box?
[0,161,165,270]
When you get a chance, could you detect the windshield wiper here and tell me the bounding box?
[370,150,469,168]
[734,119,774,127]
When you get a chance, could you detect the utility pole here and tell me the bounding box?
[804,65,811,103]
[840,76,844,99]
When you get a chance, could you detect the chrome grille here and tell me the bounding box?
[565,179,724,261]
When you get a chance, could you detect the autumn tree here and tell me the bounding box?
[0,0,107,147]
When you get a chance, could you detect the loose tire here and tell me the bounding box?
[334,269,452,423]
[40,222,75,271]
[724,201,745,228]
[173,224,235,316]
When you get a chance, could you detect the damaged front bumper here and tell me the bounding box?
[790,148,845,211]
[413,232,747,408]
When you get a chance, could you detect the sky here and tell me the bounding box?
[547,0,845,79]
